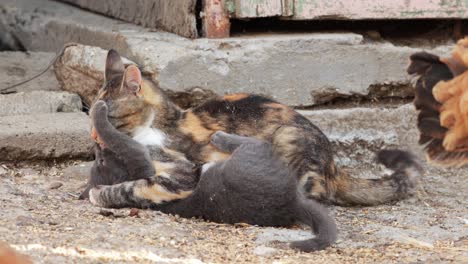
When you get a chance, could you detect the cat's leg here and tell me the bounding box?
[91,100,155,179]
[89,175,193,209]
[210,131,261,153]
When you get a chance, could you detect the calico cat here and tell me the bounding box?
[88,100,337,252]
[92,49,423,206]
[81,101,199,202]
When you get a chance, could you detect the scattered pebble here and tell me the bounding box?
[366,30,382,41]
[99,210,115,217]
[129,208,139,217]
[0,166,8,176]
[16,215,37,226]
[48,182,63,190]
[19,168,40,180]
[253,245,278,257]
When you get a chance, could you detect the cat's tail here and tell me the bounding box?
[332,149,424,206]
[290,196,337,252]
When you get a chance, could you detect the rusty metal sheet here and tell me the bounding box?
[203,0,231,38]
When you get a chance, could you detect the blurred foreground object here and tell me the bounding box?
[408,37,468,167]
[0,243,32,264]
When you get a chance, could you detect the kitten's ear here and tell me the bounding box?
[105,49,124,81]
[123,65,142,94]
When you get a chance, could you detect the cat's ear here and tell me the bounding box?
[105,49,125,81]
[123,65,142,94]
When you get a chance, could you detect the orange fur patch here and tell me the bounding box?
[180,112,215,143]
[139,81,163,106]
[223,93,249,101]
[263,102,295,122]
[134,181,192,204]
[152,161,176,175]
[201,145,231,163]
[434,71,468,151]
[96,89,108,101]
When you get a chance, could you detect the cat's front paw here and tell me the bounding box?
[210,131,229,147]
[90,100,108,119]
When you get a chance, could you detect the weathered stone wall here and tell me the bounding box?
[58,0,198,38]
[0,50,93,161]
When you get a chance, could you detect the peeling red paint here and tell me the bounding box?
[203,0,230,38]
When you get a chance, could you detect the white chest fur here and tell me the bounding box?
[131,111,167,147]
[132,126,167,147]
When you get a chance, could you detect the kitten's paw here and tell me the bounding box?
[94,100,107,110]
[90,100,108,119]
[210,131,229,147]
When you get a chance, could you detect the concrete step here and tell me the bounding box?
[299,104,421,166]
[0,91,82,116]
[0,51,61,93]
[0,0,454,107]
[0,113,93,161]
[0,103,419,164]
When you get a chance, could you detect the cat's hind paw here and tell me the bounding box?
[88,186,104,207]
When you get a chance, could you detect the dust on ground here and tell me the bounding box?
[0,160,466,263]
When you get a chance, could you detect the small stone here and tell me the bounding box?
[366,30,382,40]
[48,182,63,190]
[98,210,114,217]
[129,208,139,217]
[19,168,40,180]
[0,166,7,176]
[16,215,37,226]
[253,245,278,257]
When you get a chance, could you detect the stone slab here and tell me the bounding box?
[300,104,421,166]
[0,113,93,160]
[0,91,82,116]
[0,0,455,107]
[0,52,61,93]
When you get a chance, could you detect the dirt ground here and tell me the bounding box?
[0,159,466,263]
